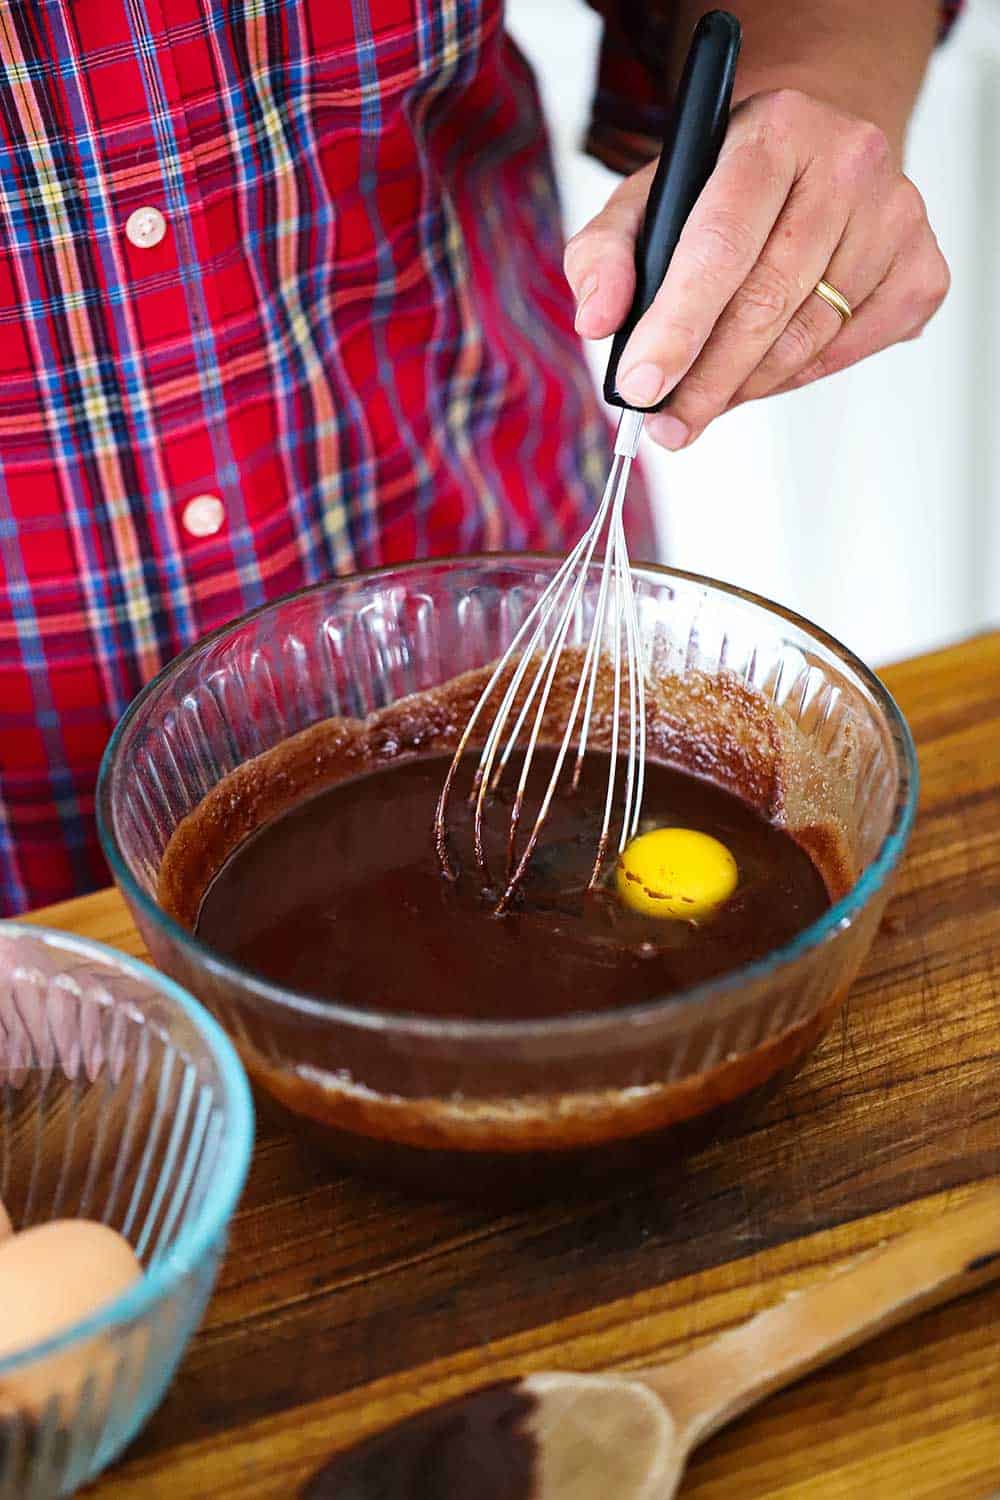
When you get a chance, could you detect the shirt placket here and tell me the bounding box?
[112,0,264,609]
[63,0,315,661]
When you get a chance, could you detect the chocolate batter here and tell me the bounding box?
[302,1382,536,1500]
[195,748,830,1021]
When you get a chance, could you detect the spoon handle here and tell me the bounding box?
[637,1183,1000,1450]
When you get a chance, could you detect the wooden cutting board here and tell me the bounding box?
[24,632,1000,1499]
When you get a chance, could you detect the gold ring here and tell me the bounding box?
[813,278,852,323]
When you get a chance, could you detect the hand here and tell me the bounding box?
[564,88,950,450]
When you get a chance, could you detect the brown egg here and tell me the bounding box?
[0,1220,142,1417]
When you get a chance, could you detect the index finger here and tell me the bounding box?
[615,135,795,409]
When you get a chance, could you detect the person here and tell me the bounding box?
[0,0,956,917]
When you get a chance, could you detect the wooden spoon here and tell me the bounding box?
[304,1184,1000,1499]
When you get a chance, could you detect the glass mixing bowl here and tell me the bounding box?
[0,924,253,1497]
[97,558,917,1195]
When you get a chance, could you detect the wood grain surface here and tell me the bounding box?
[23,631,1000,1499]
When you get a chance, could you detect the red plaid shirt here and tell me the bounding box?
[0,0,963,916]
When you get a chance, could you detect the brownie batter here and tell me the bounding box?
[195,748,831,1021]
[301,1382,536,1500]
[155,660,856,1178]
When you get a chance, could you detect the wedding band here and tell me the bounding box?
[813,278,852,323]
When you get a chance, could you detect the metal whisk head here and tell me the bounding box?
[434,410,647,913]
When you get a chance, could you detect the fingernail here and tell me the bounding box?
[617,362,666,407]
[645,412,690,450]
[573,273,599,331]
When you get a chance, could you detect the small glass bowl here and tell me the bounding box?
[0,924,253,1497]
[97,557,917,1196]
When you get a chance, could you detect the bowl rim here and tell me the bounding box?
[0,922,254,1377]
[96,553,919,1044]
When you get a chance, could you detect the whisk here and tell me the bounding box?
[435,11,742,913]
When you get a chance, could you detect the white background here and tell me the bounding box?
[507,0,1000,667]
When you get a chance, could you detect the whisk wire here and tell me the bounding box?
[614,496,646,850]
[470,490,614,875]
[599,490,626,875]
[570,479,618,793]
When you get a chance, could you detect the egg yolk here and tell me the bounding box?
[616,827,738,920]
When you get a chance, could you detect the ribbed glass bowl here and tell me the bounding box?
[0,924,253,1497]
[97,557,917,1195]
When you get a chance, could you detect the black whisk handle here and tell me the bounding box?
[603,9,742,413]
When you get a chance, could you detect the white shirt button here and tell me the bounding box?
[126,206,167,249]
[181,494,225,538]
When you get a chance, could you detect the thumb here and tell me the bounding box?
[563,160,654,339]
